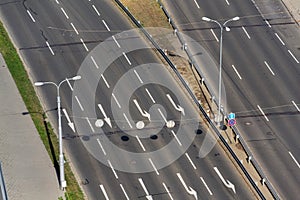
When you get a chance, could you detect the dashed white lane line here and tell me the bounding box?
[75,96,84,111]
[92,4,100,16]
[231,65,242,80]
[292,101,300,112]
[193,0,200,8]
[123,113,132,128]
[288,50,299,63]
[265,20,271,27]
[136,135,146,151]
[242,26,251,39]
[102,19,111,31]
[200,177,213,196]
[171,130,182,146]
[45,41,55,55]
[112,36,121,48]
[91,56,99,69]
[123,52,132,65]
[60,7,69,19]
[55,0,59,4]
[107,160,118,179]
[97,138,107,155]
[101,74,110,88]
[80,38,89,52]
[66,78,73,91]
[210,29,219,42]
[274,33,285,46]
[157,108,167,123]
[289,151,300,168]
[185,153,197,169]
[257,105,269,121]
[70,22,79,35]
[264,61,275,76]
[134,69,143,84]
[119,184,130,200]
[112,93,121,108]
[162,182,174,200]
[86,117,95,133]
[225,0,230,5]
[145,88,156,103]
[27,10,36,22]
[99,184,109,200]
[148,158,159,175]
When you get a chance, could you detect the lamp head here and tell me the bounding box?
[34,82,44,86]
[202,16,212,22]
[232,16,240,21]
[71,75,81,81]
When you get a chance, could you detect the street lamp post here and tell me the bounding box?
[34,75,81,190]
[202,16,239,127]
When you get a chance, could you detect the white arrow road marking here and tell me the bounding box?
[162,182,174,200]
[119,184,130,200]
[166,94,185,115]
[138,178,153,200]
[99,184,109,200]
[133,99,151,121]
[213,167,236,194]
[62,108,75,132]
[98,104,112,128]
[176,173,198,199]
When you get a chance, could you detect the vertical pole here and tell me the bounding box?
[0,162,8,200]
[217,26,223,126]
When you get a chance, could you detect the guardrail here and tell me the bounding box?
[114,0,268,199]
[0,162,8,200]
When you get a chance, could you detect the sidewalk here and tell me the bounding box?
[0,53,63,200]
[282,0,300,24]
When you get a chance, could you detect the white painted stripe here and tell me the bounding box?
[148,158,159,175]
[242,26,251,39]
[145,88,156,103]
[66,78,73,91]
[101,74,110,88]
[200,177,213,195]
[112,36,121,48]
[60,7,69,19]
[134,69,143,84]
[80,38,89,52]
[193,0,200,8]
[99,184,109,200]
[92,4,100,16]
[136,135,146,151]
[275,33,285,45]
[210,29,219,42]
[107,160,118,179]
[157,108,167,123]
[185,153,197,169]
[257,105,269,121]
[123,52,132,65]
[162,182,174,200]
[91,56,99,69]
[289,151,300,168]
[46,41,55,55]
[138,178,150,195]
[120,184,130,200]
[264,61,275,76]
[171,130,182,146]
[86,117,95,133]
[102,20,111,31]
[292,101,300,112]
[55,0,59,4]
[27,10,36,22]
[123,113,132,128]
[231,65,242,80]
[112,93,121,108]
[265,20,271,27]
[97,138,107,155]
[225,0,230,5]
[70,22,79,35]
[288,50,299,63]
[75,96,84,111]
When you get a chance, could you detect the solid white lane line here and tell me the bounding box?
[123,113,132,128]
[275,33,285,46]
[162,182,174,200]
[200,177,213,195]
[145,88,156,103]
[86,117,95,132]
[112,36,121,48]
[99,184,109,200]
[257,105,269,121]
[92,4,100,16]
[292,101,300,112]
[112,93,121,108]
[45,41,55,55]
[75,96,84,111]
[210,29,219,42]
[185,153,197,169]
[138,178,151,196]
[107,160,118,179]
[123,52,132,65]
[27,10,36,22]
[66,78,74,91]
[231,65,242,80]
[97,138,107,155]
[171,130,182,146]
[265,20,271,27]
[264,61,275,76]
[134,69,143,84]
[157,108,167,123]
[193,0,200,8]
[101,74,110,88]
[70,22,79,35]
[225,0,230,5]
[148,158,159,175]
[136,135,146,151]
[91,56,99,69]
[60,7,69,19]
[80,38,89,52]
[288,50,299,63]
[289,151,300,168]
[119,184,130,200]
[242,26,251,39]
[102,20,111,31]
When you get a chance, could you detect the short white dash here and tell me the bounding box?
[66,78,73,91]
[136,135,146,151]
[145,88,156,103]
[60,7,69,19]
[210,29,219,42]
[264,61,275,76]
[102,20,111,31]
[92,5,100,16]
[275,33,285,46]
[265,20,271,27]
[162,182,174,200]
[86,117,95,133]
[112,93,121,108]
[70,22,79,35]
[119,184,130,200]
[80,38,89,52]
[97,138,107,155]
[292,101,300,112]
[107,160,118,179]
[185,153,197,169]
[231,65,242,79]
[123,113,132,128]
[45,41,55,55]
[193,0,200,8]
[91,56,99,69]
[200,177,213,195]
[75,96,84,111]
[242,26,251,39]
[148,158,159,175]
[225,0,230,5]
[112,36,121,48]
[157,108,167,123]
[55,0,59,4]
[134,69,143,84]
[123,52,132,65]
[27,10,36,22]
[257,105,269,121]
[171,130,182,146]
[288,50,299,63]
[289,151,300,168]
[101,74,110,88]
[99,184,109,200]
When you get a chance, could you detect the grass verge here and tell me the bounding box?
[0,21,84,200]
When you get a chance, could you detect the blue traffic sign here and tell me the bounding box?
[228,119,236,126]
[228,112,235,120]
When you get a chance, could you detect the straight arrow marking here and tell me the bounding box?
[214,167,236,194]
[166,94,185,115]
[62,108,75,132]
[138,178,153,200]
[133,99,150,121]
[176,173,198,199]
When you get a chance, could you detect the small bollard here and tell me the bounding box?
[174,29,177,35]
[235,134,240,143]
[247,155,252,163]
[261,178,266,186]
